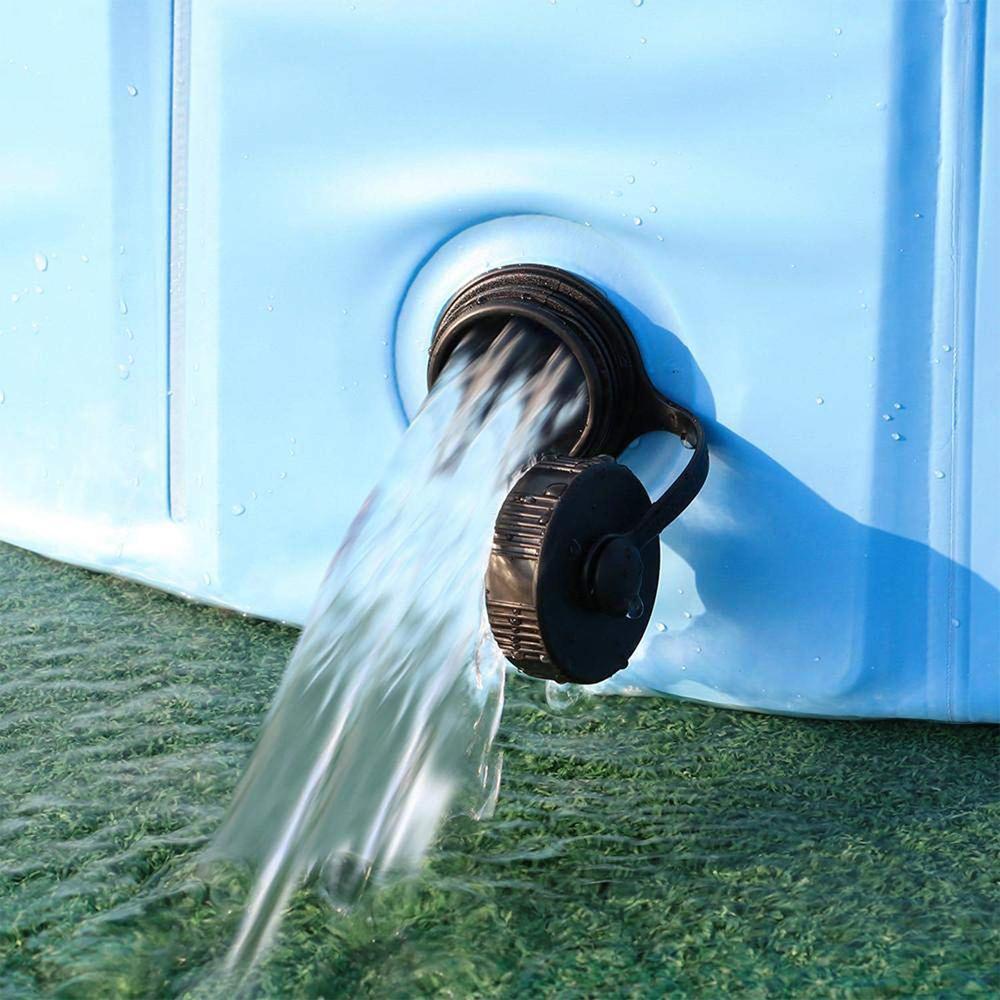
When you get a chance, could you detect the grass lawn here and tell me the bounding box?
[0,541,996,997]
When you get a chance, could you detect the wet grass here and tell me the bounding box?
[0,541,996,997]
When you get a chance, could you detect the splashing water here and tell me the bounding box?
[206,323,585,969]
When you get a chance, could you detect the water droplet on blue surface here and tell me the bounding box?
[231,503,246,516]
[633,216,642,226]
[933,469,946,479]
[127,84,138,97]
[33,253,48,272]
[655,622,666,632]
[815,396,824,405]
[119,298,128,315]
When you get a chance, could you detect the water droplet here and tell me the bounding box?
[127,83,138,97]
[265,304,274,312]
[632,0,643,6]
[33,252,48,272]
[117,364,130,380]
[680,436,695,450]
[639,36,647,44]
[933,469,946,479]
[633,216,642,226]
[695,645,702,653]
[626,596,644,620]
[119,298,128,315]
[890,432,902,441]
[881,413,892,421]
[874,101,887,111]
[656,235,664,242]
[648,205,658,213]
[833,26,843,35]
[80,254,89,263]
[913,211,922,219]
[677,588,684,595]
[950,618,961,628]
[279,471,287,480]
[10,293,19,304]
[682,610,692,620]
[545,680,581,711]
[815,396,824,405]
[893,401,903,410]
[0,390,5,404]
[942,344,951,352]
[125,327,134,340]
[231,503,246,516]
[655,622,666,632]
[626,174,636,184]
[202,572,212,585]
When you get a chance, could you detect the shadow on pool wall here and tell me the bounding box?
[612,303,996,723]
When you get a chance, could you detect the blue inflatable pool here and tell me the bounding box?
[0,1,996,721]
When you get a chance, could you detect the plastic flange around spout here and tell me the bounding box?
[427,264,708,686]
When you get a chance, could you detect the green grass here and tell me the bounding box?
[0,541,996,998]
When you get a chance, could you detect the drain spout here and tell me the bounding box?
[428,264,709,685]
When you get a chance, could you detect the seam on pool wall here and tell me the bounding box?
[942,0,986,721]
[167,0,192,522]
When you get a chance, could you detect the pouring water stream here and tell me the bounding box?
[206,326,584,969]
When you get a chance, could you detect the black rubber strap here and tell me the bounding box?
[626,394,709,551]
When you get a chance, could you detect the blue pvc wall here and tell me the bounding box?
[0,1,996,721]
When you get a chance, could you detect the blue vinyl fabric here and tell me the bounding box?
[0,0,996,721]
